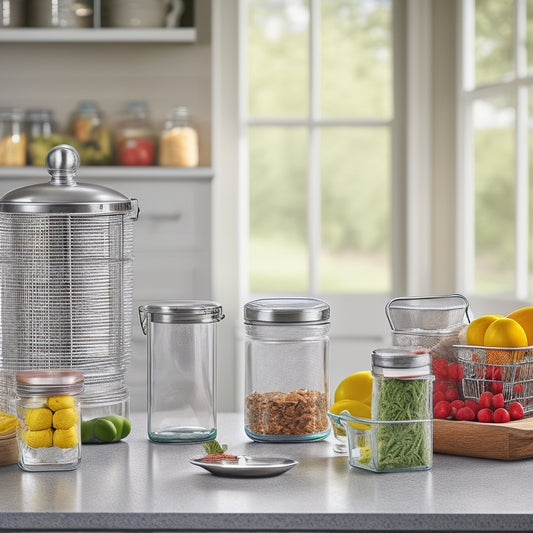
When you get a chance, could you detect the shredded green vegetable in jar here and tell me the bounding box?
[374,377,432,471]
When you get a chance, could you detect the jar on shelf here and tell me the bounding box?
[243,297,331,442]
[70,101,113,165]
[114,101,156,166]
[16,370,84,472]
[158,106,199,167]
[27,0,94,28]
[0,108,26,166]
[26,109,56,166]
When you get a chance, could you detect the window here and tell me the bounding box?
[458,0,533,300]
[243,0,395,295]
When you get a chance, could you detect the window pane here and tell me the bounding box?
[528,0,533,76]
[249,127,309,292]
[248,0,309,117]
[529,89,533,296]
[320,127,390,292]
[473,96,516,293]
[321,0,392,118]
[475,0,514,86]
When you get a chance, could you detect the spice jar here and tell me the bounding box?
[370,347,434,471]
[0,108,26,166]
[158,106,199,167]
[69,101,113,165]
[26,109,56,166]
[16,370,84,472]
[139,301,224,443]
[244,297,330,442]
[114,101,156,166]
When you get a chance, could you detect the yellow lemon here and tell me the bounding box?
[53,426,78,449]
[47,395,75,412]
[484,317,528,364]
[23,428,53,448]
[24,407,53,431]
[507,306,533,346]
[333,371,373,405]
[465,314,503,346]
[52,408,78,430]
[329,399,371,430]
[0,411,17,434]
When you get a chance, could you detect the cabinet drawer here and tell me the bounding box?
[124,180,211,253]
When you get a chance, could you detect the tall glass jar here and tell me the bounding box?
[139,301,224,443]
[158,106,199,167]
[371,347,434,471]
[244,298,330,442]
[114,101,156,166]
[16,370,84,472]
[0,108,26,166]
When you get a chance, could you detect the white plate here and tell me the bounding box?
[190,455,298,478]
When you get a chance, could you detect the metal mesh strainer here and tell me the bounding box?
[0,145,138,415]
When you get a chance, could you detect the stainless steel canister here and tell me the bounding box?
[139,301,224,443]
[0,145,139,418]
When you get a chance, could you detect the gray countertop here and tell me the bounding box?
[1,411,532,532]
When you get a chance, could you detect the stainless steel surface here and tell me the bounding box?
[189,456,298,478]
[244,297,330,324]
[371,347,432,371]
[0,145,137,415]
[16,369,84,396]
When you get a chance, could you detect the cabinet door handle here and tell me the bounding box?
[143,212,182,222]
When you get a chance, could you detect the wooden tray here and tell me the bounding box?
[433,418,533,460]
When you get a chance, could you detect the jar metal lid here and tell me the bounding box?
[0,145,136,215]
[371,347,431,371]
[139,300,224,325]
[244,297,330,324]
[16,370,84,396]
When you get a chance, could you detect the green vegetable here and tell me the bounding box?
[202,440,227,455]
[374,377,432,471]
[81,415,131,444]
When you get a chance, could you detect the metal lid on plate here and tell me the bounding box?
[0,144,134,215]
[16,370,84,396]
[139,301,225,326]
[244,298,330,324]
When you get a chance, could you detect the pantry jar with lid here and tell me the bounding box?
[139,301,224,443]
[0,108,26,166]
[26,109,56,166]
[16,370,84,472]
[158,106,199,167]
[370,347,434,472]
[114,101,156,166]
[244,298,331,442]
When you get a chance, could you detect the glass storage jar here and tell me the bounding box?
[0,108,26,166]
[26,109,55,166]
[114,101,156,166]
[16,370,84,472]
[69,101,113,165]
[244,297,330,442]
[370,347,434,472]
[158,106,199,167]
[139,301,224,443]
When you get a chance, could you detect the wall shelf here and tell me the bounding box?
[0,27,197,43]
[0,166,214,181]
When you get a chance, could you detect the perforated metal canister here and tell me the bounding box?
[0,145,138,418]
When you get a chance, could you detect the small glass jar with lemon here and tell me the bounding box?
[16,370,84,472]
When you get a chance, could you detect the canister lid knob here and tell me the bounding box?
[46,144,80,183]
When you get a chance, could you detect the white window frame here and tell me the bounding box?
[457,0,532,307]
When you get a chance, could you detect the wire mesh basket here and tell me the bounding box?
[0,145,138,416]
[455,345,533,413]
